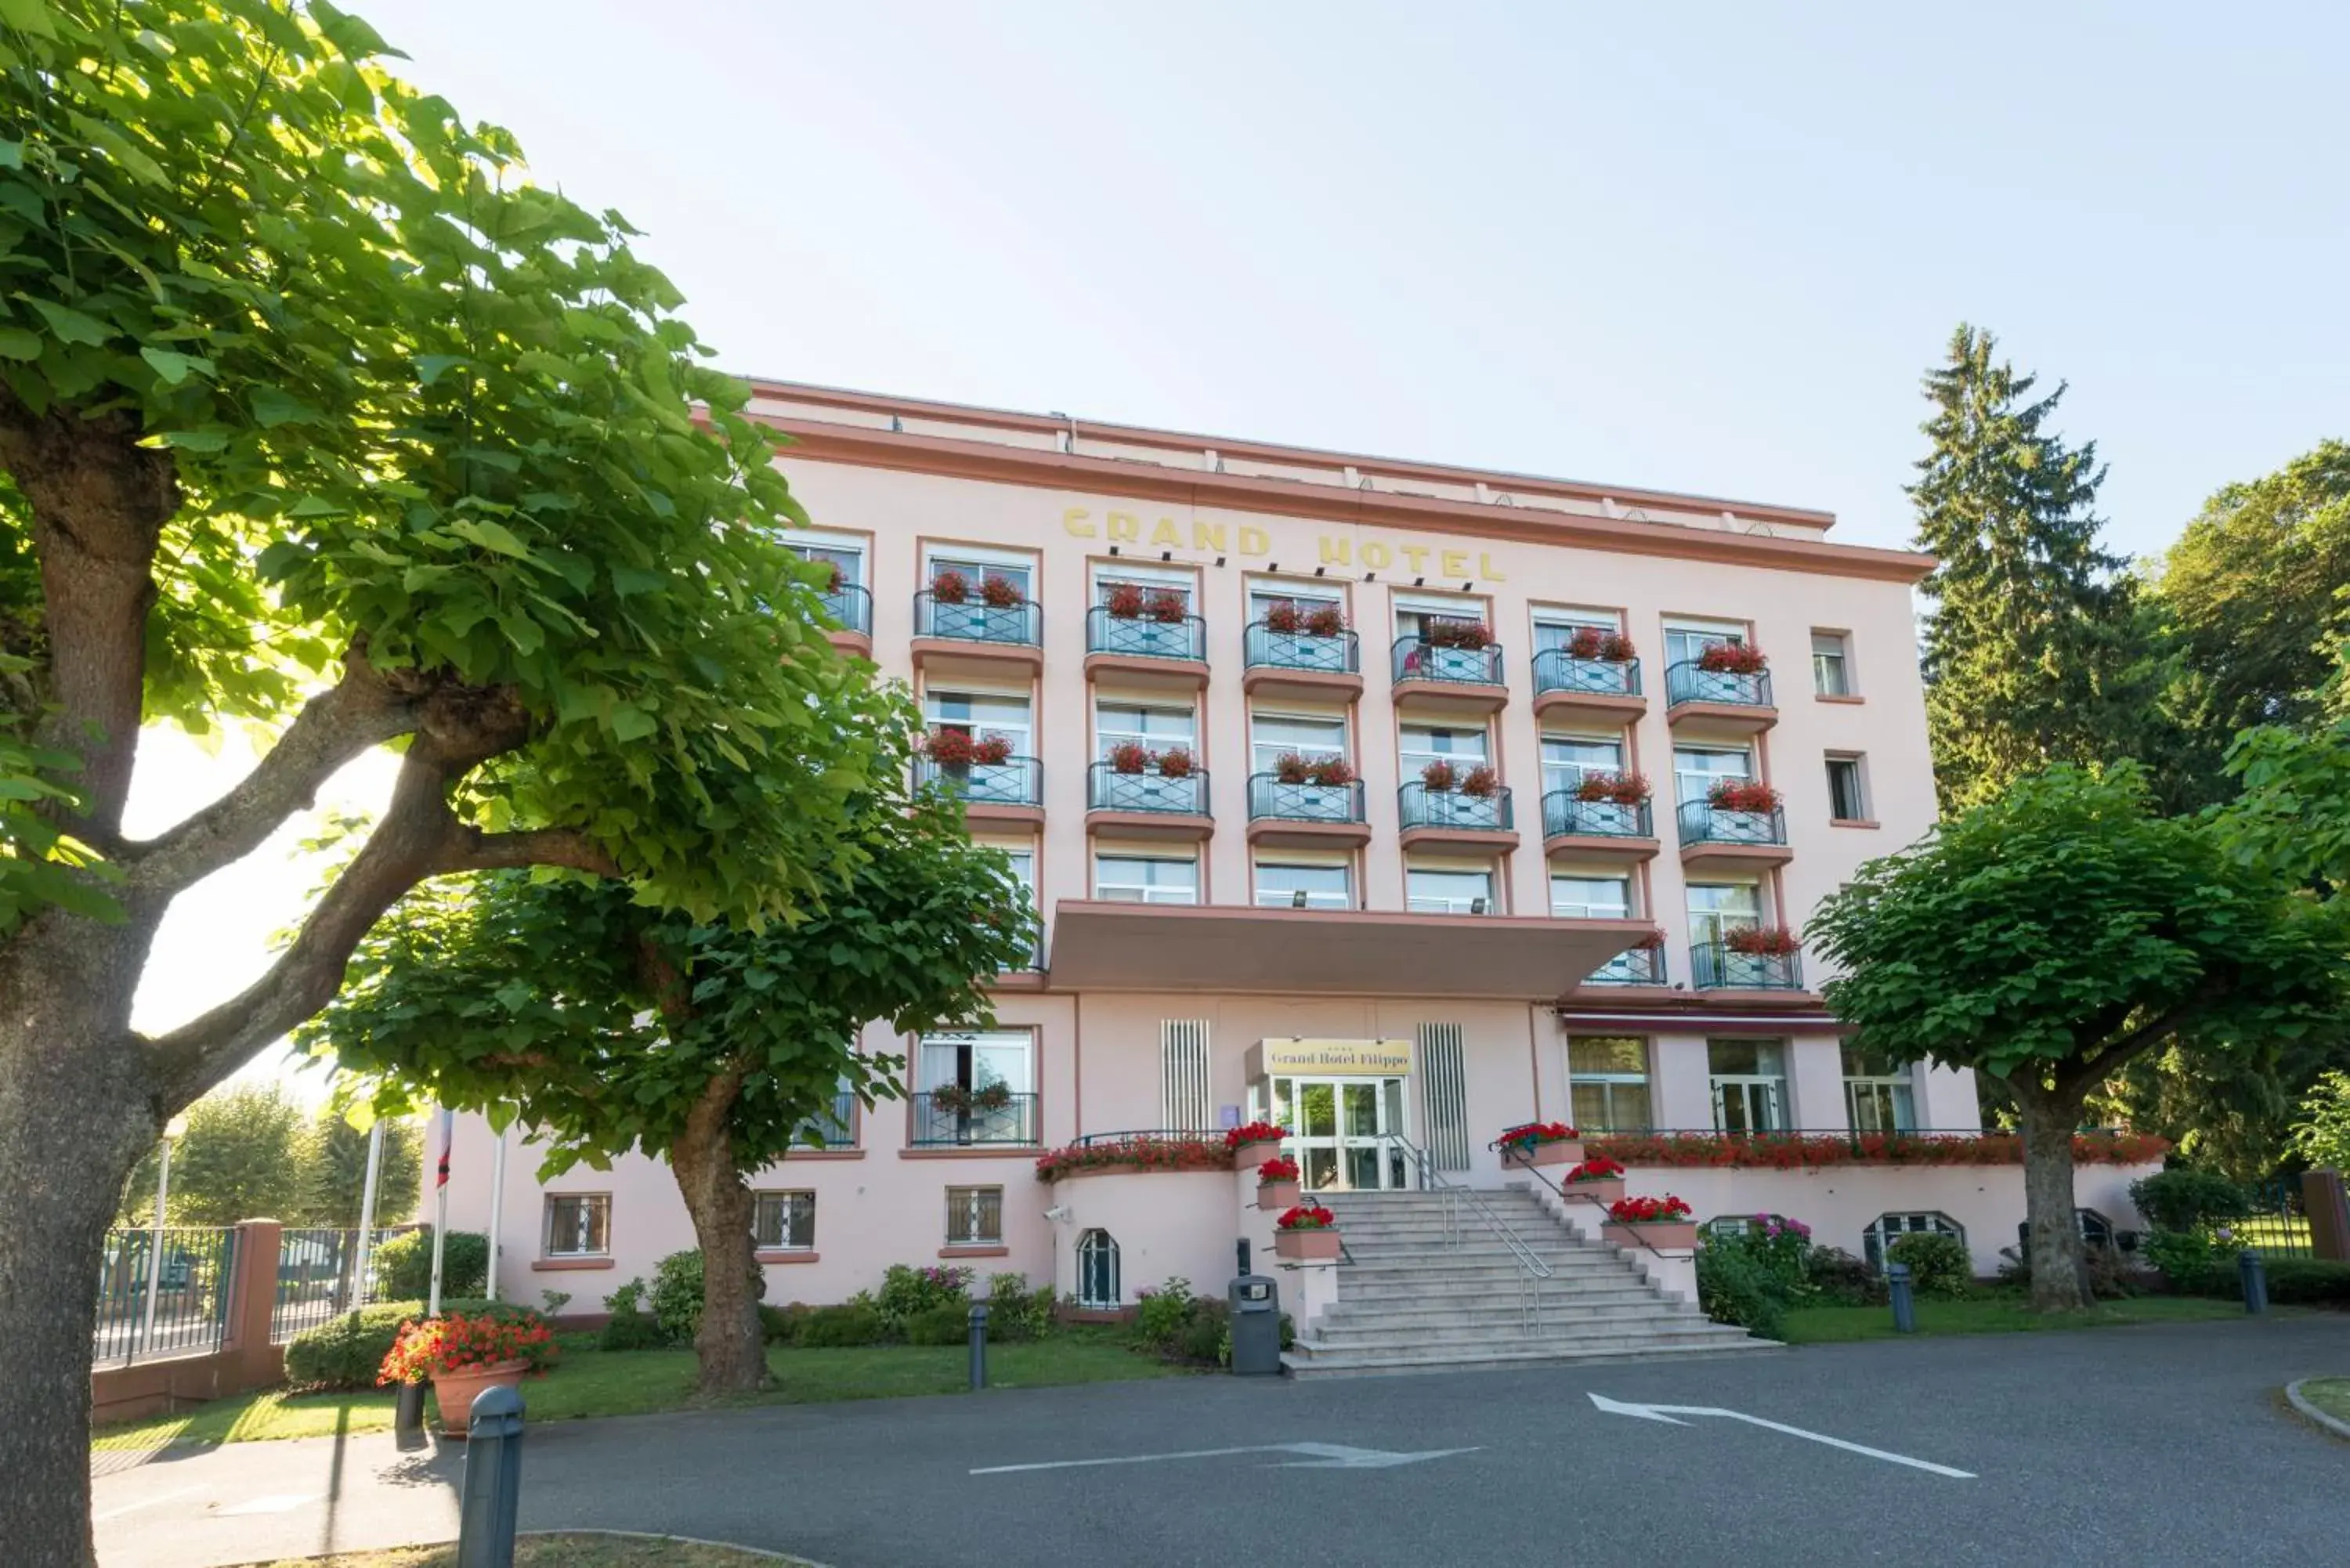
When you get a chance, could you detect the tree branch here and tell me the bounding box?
[2055,988,2224,1100]
[442,826,620,878]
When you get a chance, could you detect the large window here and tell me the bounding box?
[752,1190,815,1252]
[1843,1045,1917,1133]
[1406,865,1494,916]
[1708,1038,1787,1133]
[1251,712,1348,775]
[1550,873,1630,920]
[1532,609,1619,653]
[1827,755,1869,822]
[1254,858,1353,910]
[543,1194,610,1258]
[1687,881,1762,949]
[946,1187,1005,1247]
[1567,1036,1652,1132]
[785,534,864,589]
[1096,701,1196,760]
[1076,1229,1121,1309]
[1812,631,1853,696]
[1541,735,1624,795]
[1664,618,1745,670]
[921,1030,1032,1097]
[1094,854,1198,904]
[1398,722,1489,778]
[1249,582,1343,623]
[925,690,1032,753]
[1394,598,1483,641]
[996,845,1036,968]
[1673,744,1752,806]
[1094,566,1192,612]
[927,551,1031,601]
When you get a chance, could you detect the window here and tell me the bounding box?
[927,551,1031,601]
[1394,598,1482,641]
[1864,1212,1964,1270]
[1076,1229,1121,1308]
[921,1030,1033,1097]
[1541,735,1623,796]
[543,1194,610,1257]
[1094,854,1198,904]
[1664,618,1745,670]
[924,690,1032,754]
[1406,865,1493,915]
[1812,631,1852,696]
[1249,582,1343,623]
[1532,609,1619,654]
[1687,881,1762,949]
[1673,744,1752,806]
[785,535,864,589]
[1094,565,1192,610]
[1827,755,1868,822]
[946,1186,1004,1246]
[789,1075,856,1147]
[1708,1038,1787,1133]
[1398,723,1489,778]
[1251,712,1349,775]
[752,1190,815,1252]
[1567,1036,1652,1131]
[996,846,1036,968]
[1097,702,1195,760]
[1255,859,1354,909]
[1843,1045,1916,1133]
[1550,873,1630,920]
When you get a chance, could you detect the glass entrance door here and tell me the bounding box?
[1271,1075,1409,1190]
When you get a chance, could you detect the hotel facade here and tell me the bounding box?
[443,384,2156,1365]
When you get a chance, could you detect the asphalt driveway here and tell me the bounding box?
[95,1313,2350,1568]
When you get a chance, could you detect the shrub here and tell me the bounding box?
[284,1299,535,1390]
[876,1264,974,1333]
[760,1302,810,1344]
[2265,1259,2350,1305]
[2142,1229,2221,1288]
[1709,1216,1812,1293]
[1134,1277,1195,1353]
[1804,1247,1884,1306]
[1885,1232,1973,1298]
[1177,1297,1228,1364]
[374,1229,487,1302]
[649,1250,704,1344]
[2130,1169,2252,1234]
[1696,1237,1788,1339]
[985,1273,1055,1342]
[599,1309,668,1351]
[904,1303,971,1346]
[796,1304,884,1347]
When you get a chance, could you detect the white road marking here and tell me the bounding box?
[92,1484,201,1523]
[973,1441,1480,1475]
[1587,1392,1976,1479]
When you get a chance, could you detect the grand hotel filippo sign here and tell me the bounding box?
[1244,1038,1415,1079]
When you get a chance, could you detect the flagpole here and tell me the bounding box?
[427,1107,453,1317]
[485,1110,508,1303]
[348,1118,385,1316]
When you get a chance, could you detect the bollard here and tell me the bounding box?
[1236,1237,1251,1277]
[967,1302,989,1390]
[2240,1249,2269,1316]
[1886,1261,1917,1335]
[456,1384,525,1568]
[395,1381,427,1436]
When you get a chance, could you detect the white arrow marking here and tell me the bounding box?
[972,1441,1479,1476]
[1588,1393,1975,1479]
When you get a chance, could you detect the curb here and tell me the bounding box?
[2283,1379,2350,1441]
[527,1530,833,1565]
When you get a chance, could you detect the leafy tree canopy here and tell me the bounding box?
[117,1082,304,1226]
[2289,1071,2350,1174]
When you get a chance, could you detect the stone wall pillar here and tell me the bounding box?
[2302,1171,2350,1263]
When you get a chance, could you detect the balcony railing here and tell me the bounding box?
[916,591,1042,647]
[912,1089,1039,1147]
[914,754,1043,807]
[1691,941,1806,991]
[1088,762,1209,816]
[1676,799,1788,847]
[1532,649,1641,699]
[1665,659,1773,709]
[1393,636,1503,687]
[1542,792,1654,840]
[1244,620,1360,676]
[1587,944,1667,986]
[1397,781,1513,833]
[819,583,872,636]
[1086,606,1205,662]
[1248,771,1367,825]
[790,1089,859,1149]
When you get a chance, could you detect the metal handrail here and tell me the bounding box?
[1502,1157,1669,1259]
[1378,1131,1552,1331]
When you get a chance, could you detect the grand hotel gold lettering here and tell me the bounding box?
[1061,508,1505,582]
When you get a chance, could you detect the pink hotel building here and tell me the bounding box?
[444,382,2155,1361]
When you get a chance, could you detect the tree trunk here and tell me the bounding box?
[2015,1082,2092,1312]
[0,919,167,1568]
[667,1076,767,1396]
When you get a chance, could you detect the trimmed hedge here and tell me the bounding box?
[283,1299,542,1390]
[372,1229,488,1301]
[904,1303,971,1346]
[795,1304,884,1347]
[2168,1255,2350,1304]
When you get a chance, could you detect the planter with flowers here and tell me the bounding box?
[1574,771,1650,807]
[930,568,971,605]
[1254,1154,1302,1211]
[1695,641,1767,676]
[979,573,1025,609]
[1706,779,1782,815]
[1421,619,1494,651]
[1459,764,1499,799]
[1496,1121,1582,1168]
[1724,927,1802,957]
[1421,759,1459,793]
[1226,1120,1289,1172]
[1565,625,1636,663]
[1274,1203,1342,1262]
[1262,602,1304,634]
[1303,605,1347,638]
[1144,589,1188,624]
[1560,1154,1628,1205]
[1107,741,1153,775]
[1602,1194,1697,1251]
[1156,748,1195,779]
[1104,582,1147,619]
[378,1310,558,1433]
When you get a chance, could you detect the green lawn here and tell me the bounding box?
[2298,1378,2350,1425]
[1779,1294,2258,1344]
[93,1330,1186,1452]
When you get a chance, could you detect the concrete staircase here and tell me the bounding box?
[1280,1187,1776,1379]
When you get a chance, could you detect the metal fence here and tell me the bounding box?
[2230,1180,2312,1258]
[272,1226,411,1342]
[93,1227,238,1366]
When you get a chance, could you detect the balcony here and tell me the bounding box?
[1540,792,1659,862]
[1246,771,1371,849]
[911,1089,1039,1147]
[1396,780,1519,851]
[1691,941,1807,995]
[788,1089,859,1151]
[819,583,873,657]
[1242,620,1364,703]
[1676,799,1793,869]
[1531,650,1646,726]
[1585,941,1668,989]
[912,591,1044,677]
[1086,761,1213,842]
[1085,606,1208,690]
[914,753,1044,827]
[1391,635,1507,715]
[1665,659,1777,733]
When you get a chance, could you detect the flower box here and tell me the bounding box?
[1696,641,1767,675]
[1226,1121,1288,1172]
[1256,1179,1302,1210]
[1603,1220,1698,1252]
[1496,1122,1580,1167]
[1274,1203,1341,1261]
[1567,1176,1626,1206]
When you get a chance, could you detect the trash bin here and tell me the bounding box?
[1228,1272,1282,1376]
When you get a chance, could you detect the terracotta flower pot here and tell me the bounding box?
[1231,1138,1283,1172]
[430,1359,530,1434]
[1256,1178,1301,1210]
[1564,1176,1626,1206]
[1274,1227,1342,1263]
[1603,1220,1698,1252]
[1504,1139,1582,1168]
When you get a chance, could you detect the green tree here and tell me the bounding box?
[1909,325,2153,813]
[1808,766,2349,1311]
[297,1111,422,1229]
[2289,1071,2350,1172]
[0,6,901,1555]
[114,1082,304,1225]
[305,799,1033,1393]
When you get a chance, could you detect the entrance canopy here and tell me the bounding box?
[1046,900,1653,1000]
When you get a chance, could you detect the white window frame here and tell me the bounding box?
[1531,607,1621,654]
[751,1190,816,1252]
[1405,864,1495,916]
[1664,616,1747,671]
[777,529,867,588]
[1550,872,1631,921]
[1707,1037,1788,1133]
[1250,710,1350,775]
[1673,743,1753,806]
[1687,880,1762,950]
[1394,594,1484,641]
[925,688,1033,754]
[1253,857,1354,910]
[1397,722,1490,777]
[1843,1046,1918,1133]
[1076,1228,1121,1309]
[1812,630,1853,696]
[1541,733,1624,795]
[543,1193,611,1258]
[1094,852,1199,904]
[1567,1035,1652,1133]
[920,1029,1034,1095]
[1248,580,1344,621]
[1096,700,1197,760]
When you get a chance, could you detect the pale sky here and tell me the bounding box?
[132,0,2350,1075]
